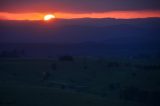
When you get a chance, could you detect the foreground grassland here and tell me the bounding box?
[0,58,160,106]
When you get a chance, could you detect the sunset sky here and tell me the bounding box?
[1,0,160,20]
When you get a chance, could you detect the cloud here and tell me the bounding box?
[1,11,160,20]
[1,0,160,13]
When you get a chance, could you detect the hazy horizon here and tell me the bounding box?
[1,0,160,20]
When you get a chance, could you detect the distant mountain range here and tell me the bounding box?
[0,18,160,43]
[0,18,160,58]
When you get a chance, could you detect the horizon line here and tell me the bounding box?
[1,11,160,20]
[0,17,160,21]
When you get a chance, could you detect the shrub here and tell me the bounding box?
[120,86,149,102]
[108,84,116,91]
[107,62,120,68]
[0,50,20,58]
[149,91,160,105]
[134,64,160,70]
[108,83,120,91]
[59,55,74,61]
[131,72,137,77]
[83,65,88,70]
[51,63,57,70]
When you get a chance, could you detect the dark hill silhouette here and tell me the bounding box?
[0,18,160,58]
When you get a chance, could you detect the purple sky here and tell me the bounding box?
[1,0,160,13]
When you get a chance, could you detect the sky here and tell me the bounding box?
[0,0,160,20]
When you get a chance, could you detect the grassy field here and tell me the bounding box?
[0,58,160,106]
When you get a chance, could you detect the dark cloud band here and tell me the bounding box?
[1,0,160,13]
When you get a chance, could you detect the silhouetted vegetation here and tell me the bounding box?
[51,63,57,70]
[83,65,88,70]
[120,86,149,102]
[121,87,160,106]
[131,72,137,77]
[1,58,160,106]
[58,55,74,61]
[134,64,160,70]
[120,86,160,105]
[106,62,120,68]
[149,91,160,105]
[108,83,120,91]
[108,83,116,91]
[0,49,25,58]
[42,71,50,81]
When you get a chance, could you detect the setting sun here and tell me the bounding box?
[44,14,55,21]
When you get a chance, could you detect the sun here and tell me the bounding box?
[44,14,56,21]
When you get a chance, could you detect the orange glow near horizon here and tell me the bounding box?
[0,11,160,20]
